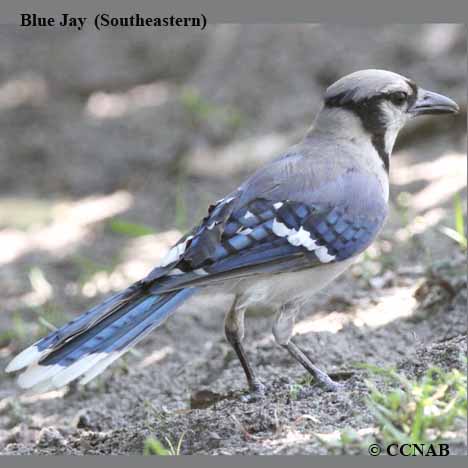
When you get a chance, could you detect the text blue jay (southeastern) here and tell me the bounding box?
[6,69,459,397]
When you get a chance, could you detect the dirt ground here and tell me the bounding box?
[0,24,466,455]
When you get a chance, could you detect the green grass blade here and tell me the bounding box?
[108,219,155,237]
[454,193,467,247]
[143,437,170,456]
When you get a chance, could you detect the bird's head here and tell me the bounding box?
[315,69,459,171]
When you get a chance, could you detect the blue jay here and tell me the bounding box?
[6,69,459,396]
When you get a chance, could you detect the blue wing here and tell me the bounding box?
[143,188,386,293]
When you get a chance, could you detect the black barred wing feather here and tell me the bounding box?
[144,194,384,292]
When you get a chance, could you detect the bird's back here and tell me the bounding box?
[238,131,389,221]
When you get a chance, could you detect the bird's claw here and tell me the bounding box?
[240,380,267,402]
[313,372,344,392]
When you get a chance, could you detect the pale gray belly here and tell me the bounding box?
[227,258,355,313]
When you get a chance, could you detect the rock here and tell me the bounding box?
[37,427,66,448]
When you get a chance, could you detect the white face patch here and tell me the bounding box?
[272,219,336,263]
[379,99,410,156]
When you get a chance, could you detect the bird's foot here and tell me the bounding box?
[296,374,344,400]
[240,380,267,402]
[312,369,344,392]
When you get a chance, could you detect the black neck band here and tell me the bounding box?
[325,94,390,172]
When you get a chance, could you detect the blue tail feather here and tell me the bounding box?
[6,285,197,390]
[41,288,195,367]
[35,288,132,352]
[88,288,195,356]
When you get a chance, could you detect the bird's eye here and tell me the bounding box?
[388,91,408,106]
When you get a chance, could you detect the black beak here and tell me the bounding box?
[410,88,459,116]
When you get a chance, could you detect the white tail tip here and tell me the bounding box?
[5,344,46,373]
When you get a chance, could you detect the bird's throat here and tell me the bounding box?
[371,133,390,173]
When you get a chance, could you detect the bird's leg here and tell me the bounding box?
[224,297,265,396]
[285,340,341,391]
[273,303,341,392]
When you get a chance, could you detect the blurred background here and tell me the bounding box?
[0,24,466,455]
